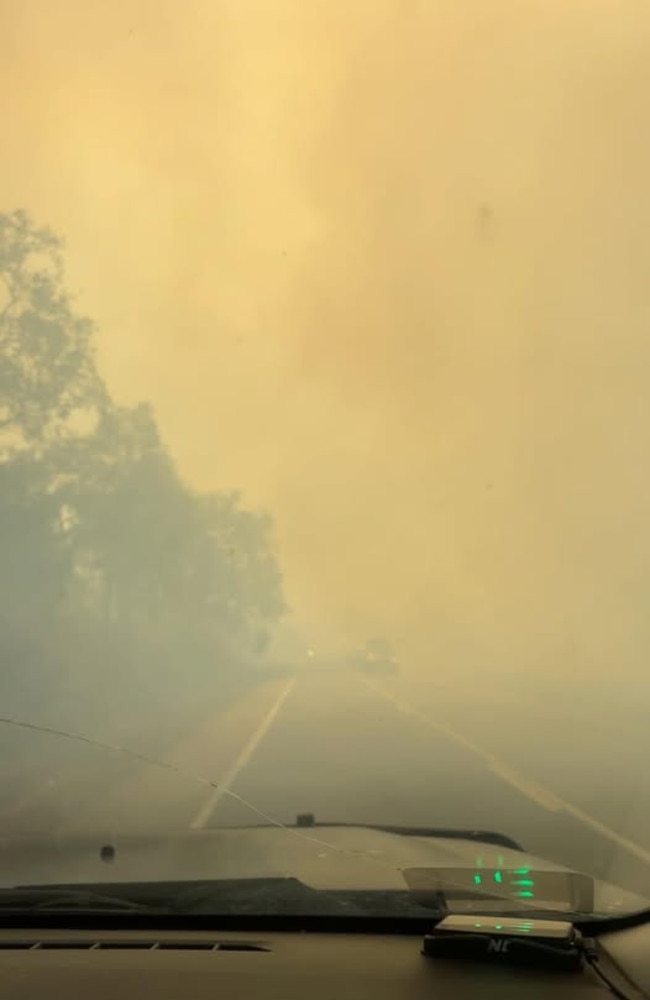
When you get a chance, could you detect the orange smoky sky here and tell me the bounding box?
[3,0,650,675]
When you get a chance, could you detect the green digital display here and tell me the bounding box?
[402,864,594,914]
[469,865,535,898]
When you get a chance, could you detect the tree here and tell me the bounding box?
[196,492,287,651]
[64,405,287,649]
[0,451,71,632]
[0,210,106,451]
[0,209,107,639]
[0,208,287,726]
[58,402,188,626]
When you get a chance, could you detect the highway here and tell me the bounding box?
[0,668,648,902]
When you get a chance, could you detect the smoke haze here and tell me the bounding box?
[3,0,650,675]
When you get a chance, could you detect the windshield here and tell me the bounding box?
[0,0,649,923]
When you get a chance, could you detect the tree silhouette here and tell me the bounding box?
[0,210,286,730]
[0,210,106,450]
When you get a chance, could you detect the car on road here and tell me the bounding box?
[353,637,399,677]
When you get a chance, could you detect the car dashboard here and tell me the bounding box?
[0,923,647,1000]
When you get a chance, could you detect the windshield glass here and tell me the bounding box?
[1,0,649,921]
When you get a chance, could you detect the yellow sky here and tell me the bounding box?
[3,0,650,673]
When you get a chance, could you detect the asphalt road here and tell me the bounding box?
[0,668,648,902]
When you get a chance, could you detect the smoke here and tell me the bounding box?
[3,0,650,676]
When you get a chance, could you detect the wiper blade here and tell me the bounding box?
[10,879,441,918]
[240,819,524,852]
[9,879,331,916]
[1,888,166,914]
[355,825,523,852]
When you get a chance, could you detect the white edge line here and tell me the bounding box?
[189,676,296,830]
[362,677,650,868]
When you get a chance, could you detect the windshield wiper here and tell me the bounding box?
[7,879,337,916]
[248,817,524,852]
[9,879,439,918]
[4,880,649,932]
[0,888,167,914]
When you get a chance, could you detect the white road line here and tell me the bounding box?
[189,677,296,830]
[362,677,650,868]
